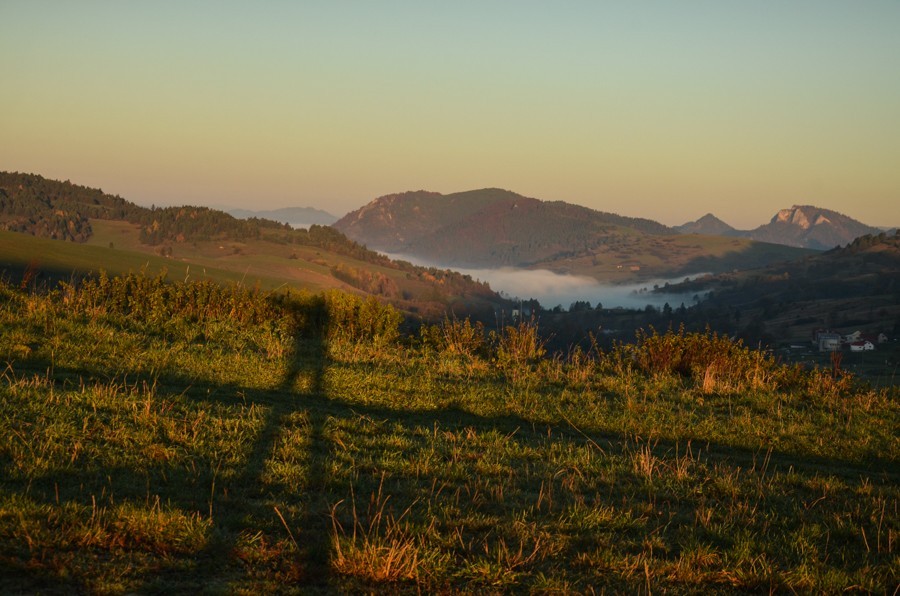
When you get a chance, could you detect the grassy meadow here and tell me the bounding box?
[0,274,897,593]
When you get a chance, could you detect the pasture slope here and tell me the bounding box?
[0,275,897,593]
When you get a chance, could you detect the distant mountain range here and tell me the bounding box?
[4,169,881,296]
[333,189,819,279]
[675,205,882,250]
[227,206,337,228]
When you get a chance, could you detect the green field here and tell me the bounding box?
[0,220,389,293]
[0,227,274,288]
[0,276,897,593]
[1,225,502,321]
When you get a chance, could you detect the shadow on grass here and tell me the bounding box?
[3,303,898,592]
[179,294,336,588]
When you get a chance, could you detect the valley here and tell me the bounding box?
[5,3,898,591]
[1,171,898,593]
[2,171,897,358]
[333,189,816,280]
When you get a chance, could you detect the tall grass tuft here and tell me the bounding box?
[322,290,402,360]
[420,317,489,377]
[329,480,442,586]
[420,317,486,359]
[493,319,547,384]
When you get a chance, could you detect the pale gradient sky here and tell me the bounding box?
[2,1,898,229]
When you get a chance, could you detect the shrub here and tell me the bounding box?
[420,317,486,359]
[59,270,282,327]
[323,290,402,347]
[622,326,782,392]
[493,320,547,378]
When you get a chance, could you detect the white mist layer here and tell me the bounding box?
[456,267,705,310]
[384,253,706,310]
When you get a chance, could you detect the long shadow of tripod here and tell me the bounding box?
[281,295,331,584]
[192,294,334,587]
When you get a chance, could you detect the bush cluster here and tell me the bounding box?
[624,325,780,387]
[59,271,282,327]
[8,272,861,396]
[320,290,403,346]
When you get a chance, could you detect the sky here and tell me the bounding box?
[2,1,899,229]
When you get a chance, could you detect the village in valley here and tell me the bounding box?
[813,329,888,353]
[800,328,899,383]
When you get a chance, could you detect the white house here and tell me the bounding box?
[844,330,862,343]
[849,341,875,352]
[815,331,842,352]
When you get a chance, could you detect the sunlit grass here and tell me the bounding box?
[0,277,896,593]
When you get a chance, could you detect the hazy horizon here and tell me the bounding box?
[2,2,898,229]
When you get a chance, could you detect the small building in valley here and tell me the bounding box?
[815,330,842,352]
[844,330,862,343]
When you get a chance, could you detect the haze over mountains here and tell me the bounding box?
[227,206,337,228]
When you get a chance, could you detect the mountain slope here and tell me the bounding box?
[677,205,880,250]
[334,188,672,267]
[667,230,900,342]
[675,213,736,235]
[334,189,812,279]
[745,205,880,250]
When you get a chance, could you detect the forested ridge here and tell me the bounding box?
[0,172,412,263]
[0,172,499,305]
[0,172,137,241]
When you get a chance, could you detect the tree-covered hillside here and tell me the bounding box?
[334,188,672,267]
[0,172,140,241]
[0,172,505,316]
[659,230,900,345]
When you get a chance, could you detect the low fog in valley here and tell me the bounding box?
[386,253,706,310]
[457,267,708,311]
